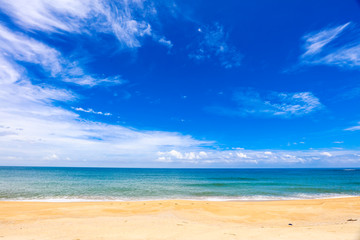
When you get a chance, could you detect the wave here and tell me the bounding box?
[1,193,357,202]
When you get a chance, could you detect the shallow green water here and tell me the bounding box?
[0,167,359,201]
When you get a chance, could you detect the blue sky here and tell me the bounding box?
[0,0,360,167]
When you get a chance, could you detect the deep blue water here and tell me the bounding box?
[0,167,359,201]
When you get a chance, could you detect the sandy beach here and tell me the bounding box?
[0,197,359,240]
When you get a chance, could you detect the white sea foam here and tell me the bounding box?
[1,194,358,202]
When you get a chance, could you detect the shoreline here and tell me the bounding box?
[1,197,359,239]
[1,194,358,203]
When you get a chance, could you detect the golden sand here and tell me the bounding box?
[0,197,359,240]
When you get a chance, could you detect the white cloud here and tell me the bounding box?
[0,24,62,76]
[72,107,112,116]
[0,0,169,49]
[321,152,332,157]
[0,55,75,107]
[189,23,242,68]
[0,0,171,94]
[158,37,173,48]
[345,122,360,131]
[321,45,360,68]
[236,152,248,158]
[302,22,350,57]
[156,149,360,166]
[0,0,93,32]
[300,22,360,69]
[209,89,322,118]
[0,23,123,87]
[157,150,209,163]
[43,153,59,160]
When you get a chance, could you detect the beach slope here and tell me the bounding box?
[0,197,359,240]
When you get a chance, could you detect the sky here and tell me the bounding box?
[0,0,360,168]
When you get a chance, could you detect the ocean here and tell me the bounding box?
[0,167,359,201]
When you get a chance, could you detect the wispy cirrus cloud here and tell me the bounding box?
[0,24,62,76]
[72,107,112,116]
[208,89,322,118]
[0,23,123,87]
[302,22,350,58]
[299,22,360,69]
[188,23,242,68]
[157,37,174,49]
[345,122,360,131]
[0,0,171,49]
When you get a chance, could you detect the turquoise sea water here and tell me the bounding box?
[0,167,359,201]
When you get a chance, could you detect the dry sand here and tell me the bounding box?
[0,197,359,240]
